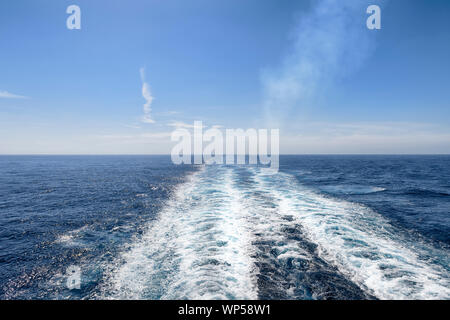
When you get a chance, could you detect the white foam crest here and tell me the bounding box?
[101,166,257,300]
[320,185,386,195]
[55,225,89,247]
[252,168,450,300]
[240,186,312,263]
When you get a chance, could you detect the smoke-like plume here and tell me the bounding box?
[140,67,155,124]
[262,0,377,126]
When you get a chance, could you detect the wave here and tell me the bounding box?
[252,168,449,300]
[319,185,386,195]
[99,165,449,300]
[100,167,257,299]
[55,225,90,248]
[402,188,450,197]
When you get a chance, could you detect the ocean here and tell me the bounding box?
[0,155,449,300]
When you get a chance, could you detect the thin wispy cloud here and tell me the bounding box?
[0,90,28,99]
[139,67,155,124]
[155,110,180,116]
[167,120,196,129]
[281,121,450,154]
[121,123,142,129]
[262,0,377,126]
[96,131,172,143]
[166,121,223,130]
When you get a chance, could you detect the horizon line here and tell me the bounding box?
[0,154,449,156]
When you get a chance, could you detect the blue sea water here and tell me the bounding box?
[0,155,448,300]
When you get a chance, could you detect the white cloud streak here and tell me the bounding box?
[166,121,224,130]
[97,131,171,141]
[281,122,450,154]
[167,120,196,129]
[0,91,28,99]
[140,67,155,123]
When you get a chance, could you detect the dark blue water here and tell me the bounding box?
[0,155,448,299]
[281,155,450,245]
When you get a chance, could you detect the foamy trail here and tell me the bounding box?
[100,165,449,300]
[101,166,257,299]
[251,168,450,300]
[233,167,370,299]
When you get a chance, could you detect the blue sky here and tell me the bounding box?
[1,0,449,154]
